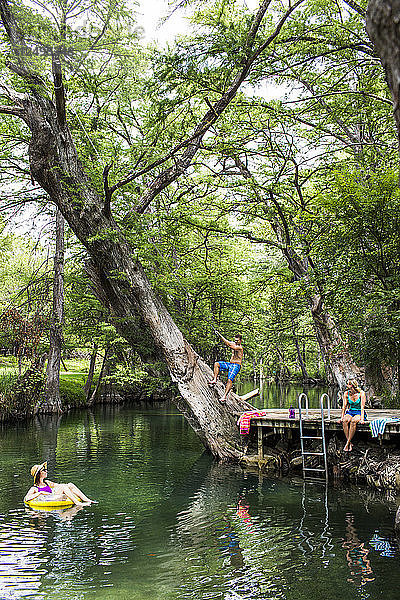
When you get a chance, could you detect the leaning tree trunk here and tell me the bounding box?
[86,258,254,458]
[42,207,64,413]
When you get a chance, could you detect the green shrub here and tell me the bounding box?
[59,377,87,408]
[0,370,18,395]
[0,366,44,418]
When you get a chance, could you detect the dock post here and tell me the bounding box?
[258,426,264,460]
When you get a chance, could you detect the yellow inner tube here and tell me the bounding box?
[26,494,80,509]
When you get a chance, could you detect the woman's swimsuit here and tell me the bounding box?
[37,484,53,493]
[345,392,367,419]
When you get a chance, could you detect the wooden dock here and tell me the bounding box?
[251,409,400,436]
[249,409,400,459]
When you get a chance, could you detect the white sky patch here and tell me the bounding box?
[137,0,189,45]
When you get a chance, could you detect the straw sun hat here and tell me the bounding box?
[30,461,47,480]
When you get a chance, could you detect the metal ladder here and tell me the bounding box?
[298,393,330,482]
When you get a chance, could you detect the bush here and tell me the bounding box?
[0,370,18,395]
[59,377,87,408]
[0,365,44,418]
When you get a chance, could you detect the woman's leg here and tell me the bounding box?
[346,415,361,450]
[66,482,94,503]
[53,483,85,505]
[342,415,352,449]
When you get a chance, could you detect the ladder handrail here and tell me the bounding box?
[298,392,309,418]
[298,393,309,479]
[319,392,331,421]
[318,394,329,483]
[298,392,330,483]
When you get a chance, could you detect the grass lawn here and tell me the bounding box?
[0,356,92,407]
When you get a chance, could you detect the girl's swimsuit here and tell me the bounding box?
[345,392,367,419]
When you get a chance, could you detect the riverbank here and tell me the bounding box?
[3,367,400,494]
[0,356,177,421]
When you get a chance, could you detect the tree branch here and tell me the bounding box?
[178,215,284,249]
[343,0,366,17]
[249,0,305,63]
[117,0,305,217]
[0,103,25,117]
[0,0,46,89]
[103,162,113,218]
[51,50,67,126]
[283,89,392,107]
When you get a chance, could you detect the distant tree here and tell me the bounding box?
[43,208,64,412]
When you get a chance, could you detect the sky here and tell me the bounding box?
[137,0,188,45]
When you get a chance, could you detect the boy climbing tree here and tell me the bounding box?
[209,331,244,402]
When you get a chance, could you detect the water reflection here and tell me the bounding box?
[237,381,337,410]
[25,505,83,522]
[0,404,399,599]
[343,513,374,586]
[236,498,253,530]
[0,518,47,599]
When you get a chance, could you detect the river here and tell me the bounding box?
[0,396,399,600]
[237,380,335,409]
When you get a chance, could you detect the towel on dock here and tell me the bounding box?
[369,417,400,438]
[237,411,268,435]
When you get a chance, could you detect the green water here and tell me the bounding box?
[1,401,399,600]
[237,381,335,409]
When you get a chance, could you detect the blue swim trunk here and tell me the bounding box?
[345,409,367,420]
[218,361,241,381]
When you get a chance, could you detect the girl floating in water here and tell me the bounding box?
[24,461,95,506]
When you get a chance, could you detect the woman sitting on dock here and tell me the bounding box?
[24,461,95,506]
[340,379,367,452]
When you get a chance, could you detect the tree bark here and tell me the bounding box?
[42,208,64,413]
[366,0,400,148]
[84,343,98,400]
